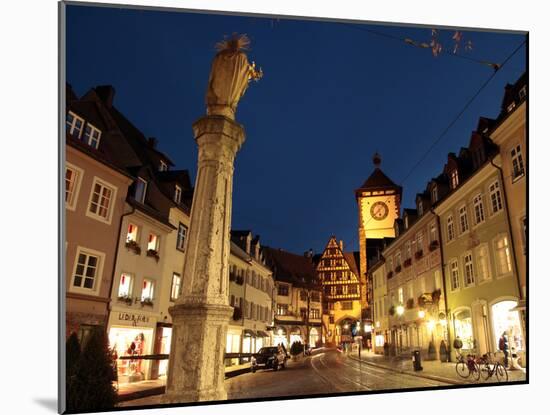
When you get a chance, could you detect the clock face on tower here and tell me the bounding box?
[370,201,389,221]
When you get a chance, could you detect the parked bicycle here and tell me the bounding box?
[455,352,481,380]
[478,352,508,382]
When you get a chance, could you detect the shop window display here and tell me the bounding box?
[109,327,153,383]
[492,300,524,351]
[453,310,474,350]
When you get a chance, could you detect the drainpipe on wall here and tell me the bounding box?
[104,204,135,331]
[490,158,523,300]
[430,208,452,362]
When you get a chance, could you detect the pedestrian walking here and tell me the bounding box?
[499,331,510,368]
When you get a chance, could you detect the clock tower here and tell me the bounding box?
[355,153,401,311]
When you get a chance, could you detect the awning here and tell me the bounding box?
[256,330,269,338]
[243,329,256,337]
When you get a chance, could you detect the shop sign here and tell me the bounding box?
[117,312,150,326]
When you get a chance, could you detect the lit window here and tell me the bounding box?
[276,304,288,315]
[395,252,401,267]
[141,278,155,302]
[73,251,100,290]
[126,223,138,242]
[405,241,411,259]
[476,245,491,282]
[147,233,159,252]
[174,185,182,204]
[494,235,512,275]
[176,223,187,250]
[118,273,133,298]
[430,222,437,243]
[418,202,423,216]
[83,123,102,149]
[473,194,485,225]
[66,111,84,138]
[511,145,525,181]
[447,215,455,242]
[88,179,114,222]
[171,273,182,301]
[507,102,516,113]
[416,231,423,251]
[134,178,147,203]
[398,287,403,304]
[159,160,168,172]
[463,253,475,287]
[65,164,82,210]
[450,170,459,189]
[450,260,460,291]
[489,180,503,214]
[459,205,469,234]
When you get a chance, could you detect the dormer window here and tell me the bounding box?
[507,102,516,113]
[431,186,438,203]
[450,170,459,189]
[174,185,182,204]
[519,86,527,100]
[83,123,101,149]
[159,160,168,172]
[511,144,525,181]
[134,178,147,203]
[418,201,423,216]
[404,216,409,229]
[66,111,84,138]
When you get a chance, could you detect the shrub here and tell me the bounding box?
[67,329,117,412]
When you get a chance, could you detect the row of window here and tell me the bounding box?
[388,223,438,271]
[125,222,188,253]
[319,270,356,282]
[277,284,322,302]
[66,164,117,224]
[67,111,102,150]
[323,284,359,296]
[230,296,271,322]
[448,235,512,291]
[229,265,273,293]
[445,180,503,243]
[116,273,157,303]
[275,304,321,318]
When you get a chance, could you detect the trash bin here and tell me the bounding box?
[412,350,423,371]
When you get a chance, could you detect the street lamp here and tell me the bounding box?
[418,310,426,319]
[396,305,405,316]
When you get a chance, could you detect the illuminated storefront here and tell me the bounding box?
[157,326,172,377]
[109,326,154,383]
[289,327,303,345]
[273,327,287,347]
[309,328,319,347]
[491,300,524,351]
[453,309,474,350]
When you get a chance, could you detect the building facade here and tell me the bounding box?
[316,236,362,347]
[65,85,134,342]
[264,248,323,348]
[225,231,275,367]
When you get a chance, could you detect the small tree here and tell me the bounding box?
[290,341,304,356]
[66,333,81,411]
[68,329,117,412]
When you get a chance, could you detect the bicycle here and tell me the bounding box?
[478,352,508,382]
[455,352,481,381]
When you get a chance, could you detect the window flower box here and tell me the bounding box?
[141,297,154,307]
[406,298,415,309]
[395,265,402,273]
[125,240,141,255]
[146,249,160,262]
[404,258,412,267]
[414,250,423,260]
[387,271,394,279]
[429,240,439,252]
[117,295,133,306]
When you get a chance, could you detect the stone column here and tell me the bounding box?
[162,115,245,403]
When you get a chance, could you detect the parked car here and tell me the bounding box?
[251,346,287,372]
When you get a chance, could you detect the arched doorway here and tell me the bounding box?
[289,326,302,345]
[336,317,357,346]
[309,327,320,347]
[273,327,287,347]
[491,300,524,352]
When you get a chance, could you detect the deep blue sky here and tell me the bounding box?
[66,5,526,255]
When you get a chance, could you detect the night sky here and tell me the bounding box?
[66,4,526,255]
